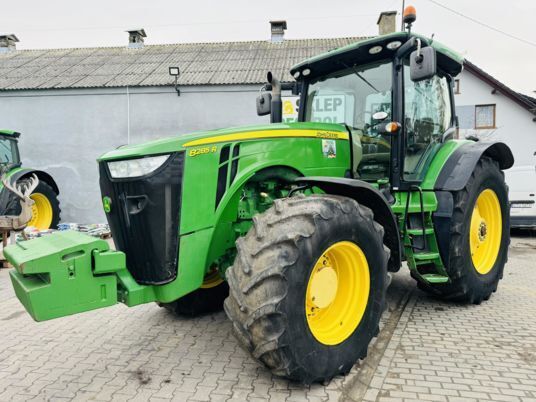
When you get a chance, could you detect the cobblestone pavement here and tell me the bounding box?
[0,234,534,402]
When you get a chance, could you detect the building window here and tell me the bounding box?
[454,79,460,94]
[475,104,496,129]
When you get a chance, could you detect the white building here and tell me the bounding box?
[455,61,536,227]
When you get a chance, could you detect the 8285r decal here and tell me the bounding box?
[188,146,218,157]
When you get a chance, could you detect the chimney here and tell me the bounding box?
[0,34,19,53]
[126,29,146,49]
[377,11,397,35]
[269,20,287,43]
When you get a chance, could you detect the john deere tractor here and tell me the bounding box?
[6,12,512,384]
[0,129,60,229]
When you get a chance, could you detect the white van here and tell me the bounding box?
[506,166,536,229]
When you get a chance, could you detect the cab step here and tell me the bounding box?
[406,228,434,236]
[420,273,450,284]
[413,252,440,263]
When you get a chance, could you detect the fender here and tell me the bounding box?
[295,176,402,272]
[0,169,59,214]
[432,141,513,269]
[434,141,514,191]
[8,169,59,194]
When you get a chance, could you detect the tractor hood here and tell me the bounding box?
[98,122,348,162]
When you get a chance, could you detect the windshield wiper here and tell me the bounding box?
[339,61,380,93]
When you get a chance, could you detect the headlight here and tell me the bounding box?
[108,154,170,179]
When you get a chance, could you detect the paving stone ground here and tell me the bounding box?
[0,233,534,402]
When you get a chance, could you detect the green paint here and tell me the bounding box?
[421,139,470,189]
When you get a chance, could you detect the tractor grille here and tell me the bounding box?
[99,152,184,285]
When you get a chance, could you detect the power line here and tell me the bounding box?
[425,0,536,48]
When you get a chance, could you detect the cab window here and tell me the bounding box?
[0,137,19,166]
[305,61,393,181]
[403,66,452,181]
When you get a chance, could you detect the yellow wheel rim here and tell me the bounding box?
[200,269,224,289]
[306,241,370,346]
[28,193,53,230]
[470,189,502,275]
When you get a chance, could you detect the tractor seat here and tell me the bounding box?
[351,129,363,172]
[406,117,435,154]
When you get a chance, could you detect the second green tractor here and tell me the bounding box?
[6,20,512,383]
[0,129,60,230]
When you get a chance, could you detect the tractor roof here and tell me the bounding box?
[0,129,20,137]
[290,32,464,80]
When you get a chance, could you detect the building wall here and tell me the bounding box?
[0,85,268,223]
[454,70,536,168]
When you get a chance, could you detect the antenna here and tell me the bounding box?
[401,0,406,31]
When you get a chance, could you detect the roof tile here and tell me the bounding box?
[0,37,365,90]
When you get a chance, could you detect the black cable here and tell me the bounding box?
[426,0,536,48]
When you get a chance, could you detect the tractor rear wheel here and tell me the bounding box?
[160,270,229,316]
[27,181,61,230]
[224,194,389,383]
[422,157,509,303]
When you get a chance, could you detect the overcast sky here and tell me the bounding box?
[2,0,535,95]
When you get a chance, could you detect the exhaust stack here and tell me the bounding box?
[267,72,282,123]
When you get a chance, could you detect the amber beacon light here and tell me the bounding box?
[403,5,417,24]
[403,5,417,32]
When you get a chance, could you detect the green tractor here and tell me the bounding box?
[6,16,512,384]
[0,129,60,230]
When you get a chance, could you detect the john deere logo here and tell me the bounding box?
[102,196,112,213]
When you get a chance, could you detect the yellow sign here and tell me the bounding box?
[282,96,299,123]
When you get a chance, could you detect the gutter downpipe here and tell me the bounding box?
[126,85,131,145]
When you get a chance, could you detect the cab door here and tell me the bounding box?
[401,65,454,183]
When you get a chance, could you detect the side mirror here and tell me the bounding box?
[256,92,272,116]
[410,46,437,82]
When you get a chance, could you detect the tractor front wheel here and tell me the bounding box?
[224,194,389,383]
[159,270,229,316]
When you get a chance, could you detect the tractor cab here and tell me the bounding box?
[290,30,463,188]
[0,130,21,170]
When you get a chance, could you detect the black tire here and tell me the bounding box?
[422,157,509,303]
[224,194,389,384]
[5,180,61,229]
[160,281,229,316]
